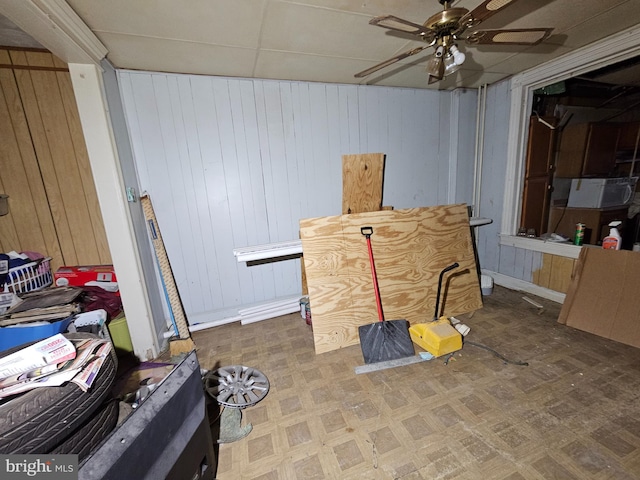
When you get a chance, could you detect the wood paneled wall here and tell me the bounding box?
[498,244,575,294]
[532,253,575,293]
[0,48,111,272]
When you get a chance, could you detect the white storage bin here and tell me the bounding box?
[2,257,53,294]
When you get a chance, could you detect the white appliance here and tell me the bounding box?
[567,177,638,209]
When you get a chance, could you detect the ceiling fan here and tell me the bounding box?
[355,0,553,84]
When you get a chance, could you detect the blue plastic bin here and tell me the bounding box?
[0,316,73,352]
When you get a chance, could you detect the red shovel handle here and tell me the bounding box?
[361,227,384,322]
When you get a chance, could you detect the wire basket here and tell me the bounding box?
[2,257,53,294]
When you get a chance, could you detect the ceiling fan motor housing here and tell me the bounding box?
[425,7,469,36]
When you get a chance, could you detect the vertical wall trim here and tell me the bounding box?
[68,63,159,360]
[447,89,460,204]
[473,84,487,218]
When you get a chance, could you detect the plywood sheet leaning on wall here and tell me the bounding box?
[300,204,483,354]
[301,153,385,295]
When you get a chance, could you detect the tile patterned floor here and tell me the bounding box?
[193,286,640,479]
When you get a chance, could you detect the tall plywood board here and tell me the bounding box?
[300,204,483,354]
[302,152,385,294]
[342,153,384,214]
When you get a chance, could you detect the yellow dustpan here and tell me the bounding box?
[409,263,462,357]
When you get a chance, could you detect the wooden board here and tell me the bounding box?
[141,194,191,339]
[342,153,384,214]
[302,153,385,295]
[300,204,482,354]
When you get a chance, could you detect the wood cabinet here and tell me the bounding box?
[556,123,620,177]
[548,206,628,245]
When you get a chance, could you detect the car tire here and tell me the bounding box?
[50,399,119,461]
[0,333,117,454]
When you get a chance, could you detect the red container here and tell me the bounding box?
[54,265,117,289]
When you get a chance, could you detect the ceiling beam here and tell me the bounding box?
[0,0,107,66]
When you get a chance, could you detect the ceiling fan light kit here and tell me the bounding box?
[355,0,553,84]
[426,45,445,79]
[444,45,466,76]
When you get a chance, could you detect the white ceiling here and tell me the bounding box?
[3,0,640,90]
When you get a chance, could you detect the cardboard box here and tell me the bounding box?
[558,247,640,348]
[54,265,117,289]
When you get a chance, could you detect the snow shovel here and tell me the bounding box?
[358,226,414,364]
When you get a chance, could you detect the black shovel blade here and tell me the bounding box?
[358,319,415,364]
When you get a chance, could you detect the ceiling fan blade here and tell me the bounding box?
[465,28,553,45]
[354,46,427,78]
[465,0,520,25]
[369,15,435,40]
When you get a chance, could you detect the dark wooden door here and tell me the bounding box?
[521,116,556,236]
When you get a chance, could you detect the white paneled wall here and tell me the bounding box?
[498,245,543,282]
[118,71,474,324]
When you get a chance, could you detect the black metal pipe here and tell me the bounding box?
[433,262,459,321]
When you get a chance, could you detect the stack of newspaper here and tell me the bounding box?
[0,333,112,399]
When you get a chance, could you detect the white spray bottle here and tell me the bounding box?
[602,221,622,250]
